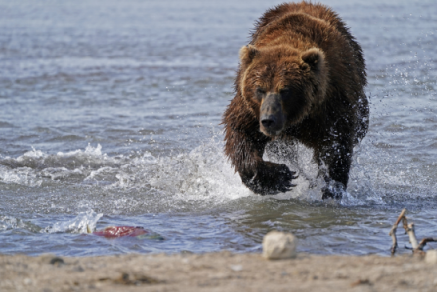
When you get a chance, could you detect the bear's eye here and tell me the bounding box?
[280,88,291,97]
[255,88,266,98]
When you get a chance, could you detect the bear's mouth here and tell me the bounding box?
[259,123,285,137]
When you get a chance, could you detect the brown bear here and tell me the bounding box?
[222,2,369,199]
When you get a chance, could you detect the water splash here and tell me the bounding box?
[0,165,42,187]
[43,210,103,234]
[121,137,251,203]
[0,216,27,231]
[0,216,42,232]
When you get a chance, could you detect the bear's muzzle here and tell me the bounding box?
[260,93,286,137]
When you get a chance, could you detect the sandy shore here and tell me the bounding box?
[1,252,436,292]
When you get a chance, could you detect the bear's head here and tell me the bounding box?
[239,44,328,137]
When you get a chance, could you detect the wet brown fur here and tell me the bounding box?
[222,2,369,198]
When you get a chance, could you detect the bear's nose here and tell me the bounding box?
[261,116,276,128]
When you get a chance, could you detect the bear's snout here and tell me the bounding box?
[261,116,276,128]
[260,93,285,136]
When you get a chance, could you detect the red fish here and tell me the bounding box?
[92,226,148,238]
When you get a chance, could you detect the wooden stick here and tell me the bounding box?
[388,208,406,255]
[403,222,419,250]
[389,208,436,255]
[417,237,437,251]
[402,217,435,253]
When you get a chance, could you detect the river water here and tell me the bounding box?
[1,0,436,256]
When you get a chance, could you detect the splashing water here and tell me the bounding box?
[43,210,103,234]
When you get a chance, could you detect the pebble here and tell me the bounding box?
[262,231,297,260]
[230,264,243,272]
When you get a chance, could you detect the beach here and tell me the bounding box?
[2,252,436,292]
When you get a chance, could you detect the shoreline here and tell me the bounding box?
[2,252,436,291]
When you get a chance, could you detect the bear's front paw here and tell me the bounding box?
[321,181,345,200]
[242,162,297,195]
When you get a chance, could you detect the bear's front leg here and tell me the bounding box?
[319,139,353,200]
[224,127,296,195]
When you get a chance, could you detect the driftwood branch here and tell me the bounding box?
[417,237,437,250]
[388,208,406,255]
[403,221,418,250]
[389,208,436,255]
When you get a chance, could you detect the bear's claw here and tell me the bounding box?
[242,162,297,195]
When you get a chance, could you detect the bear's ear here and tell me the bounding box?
[301,48,325,72]
[239,45,259,66]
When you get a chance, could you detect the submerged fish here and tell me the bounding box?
[90,226,149,238]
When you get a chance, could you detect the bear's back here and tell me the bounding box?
[251,2,366,87]
[252,2,353,46]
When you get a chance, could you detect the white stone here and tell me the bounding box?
[425,250,437,264]
[262,231,297,260]
[229,264,243,272]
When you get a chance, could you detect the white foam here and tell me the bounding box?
[0,216,25,231]
[43,210,103,234]
[0,165,42,187]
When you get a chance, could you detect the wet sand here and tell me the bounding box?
[1,252,436,292]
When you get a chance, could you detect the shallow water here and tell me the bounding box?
[1,0,436,256]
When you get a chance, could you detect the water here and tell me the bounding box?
[1,0,436,256]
